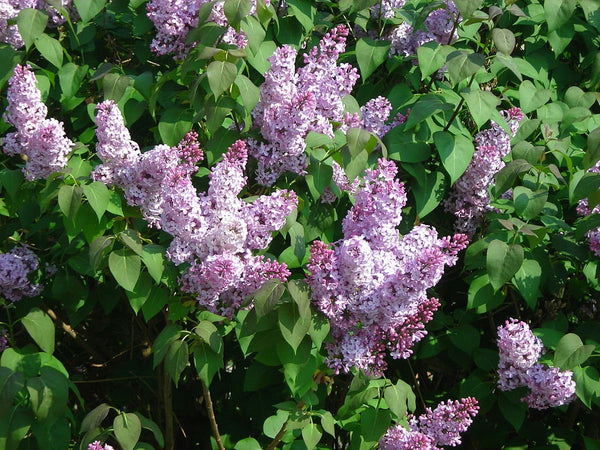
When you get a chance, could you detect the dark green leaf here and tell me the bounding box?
[513,258,542,310]
[22,308,55,355]
[152,324,182,368]
[544,0,576,32]
[207,61,238,97]
[305,163,333,200]
[223,0,252,28]
[80,403,111,433]
[434,131,474,184]
[165,340,188,385]
[119,229,143,256]
[460,88,501,129]
[486,240,524,291]
[252,279,285,318]
[235,74,260,111]
[356,38,390,81]
[494,159,532,196]
[82,182,110,221]
[513,187,548,220]
[417,42,454,80]
[278,302,311,352]
[286,0,316,32]
[554,333,595,370]
[519,80,552,114]
[142,244,165,284]
[193,342,223,386]
[583,127,600,170]
[448,325,480,354]
[498,390,527,431]
[194,321,223,354]
[446,51,485,85]
[491,28,516,55]
[158,107,193,146]
[103,73,131,102]
[108,249,141,292]
[113,413,142,450]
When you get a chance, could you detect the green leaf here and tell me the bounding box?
[80,403,111,433]
[142,244,165,284]
[308,312,330,350]
[252,279,285,318]
[346,127,376,157]
[113,413,142,450]
[89,235,113,270]
[320,411,336,437]
[263,410,289,439]
[134,413,165,448]
[486,240,524,291]
[305,163,333,200]
[26,367,68,425]
[17,8,48,50]
[126,274,152,314]
[417,42,454,80]
[241,16,266,54]
[513,187,548,220]
[404,94,453,129]
[554,333,596,370]
[454,0,483,18]
[434,131,475,184]
[74,0,107,22]
[448,325,480,355]
[286,0,316,32]
[205,95,236,133]
[103,73,131,102]
[519,80,552,114]
[194,321,223,354]
[460,88,501,129]
[82,182,110,221]
[234,438,262,450]
[446,51,485,85]
[341,148,369,181]
[58,63,88,99]
[513,258,542,310]
[152,324,182,368]
[207,61,238,98]
[544,0,576,32]
[34,34,63,68]
[572,172,600,203]
[165,340,189,386]
[193,342,223,386]
[583,127,600,170]
[498,390,527,431]
[158,107,193,146]
[246,40,277,75]
[287,279,311,323]
[494,159,532,196]
[407,166,446,217]
[22,308,55,355]
[119,229,143,256]
[223,0,252,28]
[356,38,390,81]
[384,380,414,419]
[278,302,311,352]
[494,53,522,81]
[302,423,322,450]
[108,249,141,292]
[360,407,392,445]
[339,0,379,12]
[58,185,82,222]
[491,28,515,55]
[572,365,600,409]
[234,74,260,111]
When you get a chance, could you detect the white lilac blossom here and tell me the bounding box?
[0,246,42,302]
[2,64,73,180]
[379,397,479,449]
[384,1,459,57]
[87,442,115,450]
[496,318,576,410]
[161,140,298,317]
[444,107,524,236]
[146,0,268,59]
[576,159,600,256]
[306,158,468,375]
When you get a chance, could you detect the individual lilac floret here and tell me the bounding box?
[2,64,73,180]
[1,0,73,48]
[160,140,298,317]
[0,246,42,302]
[380,397,479,449]
[307,158,468,375]
[385,1,459,57]
[0,328,9,352]
[146,0,268,59]
[87,441,115,450]
[496,318,577,409]
[444,107,524,236]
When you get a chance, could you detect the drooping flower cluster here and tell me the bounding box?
[2,64,73,180]
[146,0,268,59]
[382,1,459,57]
[0,246,42,302]
[497,318,576,410]
[379,397,479,449]
[306,158,468,375]
[444,107,524,236]
[87,441,114,450]
[576,159,600,256]
[1,0,72,48]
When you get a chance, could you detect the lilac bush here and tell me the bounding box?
[0,246,41,302]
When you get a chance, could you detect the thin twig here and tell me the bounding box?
[201,380,225,450]
[407,359,427,410]
[164,366,175,450]
[72,375,155,384]
[265,420,287,450]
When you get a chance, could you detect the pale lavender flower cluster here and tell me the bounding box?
[576,159,600,256]
[87,441,114,450]
[384,1,459,57]
[1,0,72,48]
[379,397,479,449]
[2,64,73,180]
[371,0,406,20]
[0,246,42,302]
[146,0,268,59]
[307,158,468,375]
[497,318,576,410]
[444,107,524,236]
[0,328,8,352]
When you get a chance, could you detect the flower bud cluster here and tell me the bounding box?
[306,158,468,375]
[3,64,73,180]
[497,318,576,409]
[93,104,297,317]
[444,107,524,236]
[379,397,479,449]
[0,246,42,302]
[146,0,267,59]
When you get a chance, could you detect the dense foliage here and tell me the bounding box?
[1,0,600,448]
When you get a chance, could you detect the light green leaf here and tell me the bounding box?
[518,80,552,114]
[417,42,454,80]
[82,182,110,221]
[234,438,262,450]
[194,321,223,354]
[142,244,165,284]
[113,413,142,450]
[486,240,524,291]
[454,0,483,18]
[58,185,82,222]
[491,28,515,55]
[320,411,336,437]
[446,50,485,85]
[252,279,285,318]
[17,8,48,50]
[554,333,596,370]
[460,88,501,129]
[74,0,107,22]
[165,340,189,386]
[22,308,55,355]
[286,0,316,32]
[513,187,548,220]
[544,0,576,32]
[384,380,414,419]
[513,258,542,310]
[434,131,475,184]
[108,249,141,292]
[158,107,193,146]
[207,60,238,97]
[302,423,322,450]
[223,0,252,28]
[278,302,311,352]
[235,74,260,111]
[103,73,131,102]
[34,34,63,68]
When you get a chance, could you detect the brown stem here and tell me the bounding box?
[163,366,175,450]
[265,420,287,450]
[407,359,427,410]
[201,380,225,450]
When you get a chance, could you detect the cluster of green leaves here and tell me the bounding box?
[0,0,600,449]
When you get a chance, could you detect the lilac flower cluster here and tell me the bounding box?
[1,0,72,48]
[382,1,459,57]
[379,397,479,449]
[444,107,524,236]
[306,158,468,375]
[146,0,268,59]
[93,104,297,317]
[576,159,600,256]
[497,318,576,410]
[0,246,42,302]
[87,441,114,450]
[0,328,8,352]
[371,0,406,20]
[3,64,73,180]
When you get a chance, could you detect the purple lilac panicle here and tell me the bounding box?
[576,159,600,256]
[496,318,576,409]
[0,328,8,352]
[444,107,524,236]
[3,64,73,180]
[307,158,468,375]
[87,441,115,450]
[379,397,479,449]
[0,246,42,302]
